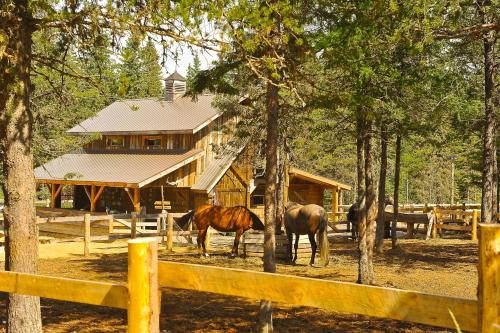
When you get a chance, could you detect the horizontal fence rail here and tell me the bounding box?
[0,270,128,309]
[157,261,478,332]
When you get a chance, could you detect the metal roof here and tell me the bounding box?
[191,149,240,193]
[35,149,204,188]
[289,167,352,190]
[68,95,219,135]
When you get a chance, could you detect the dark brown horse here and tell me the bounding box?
[284,202,329,267]
[347,197,393,241]
[178,205,265,258]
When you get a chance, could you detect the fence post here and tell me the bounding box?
[472,210,478,241]
[131,212,137,239]
[84,213,91,256]
[167,213,173,252]
[128,238,159,333]
[478,224,500,333]
[108,216,114,238]
[431,207,438,239]
[161,210,167,244]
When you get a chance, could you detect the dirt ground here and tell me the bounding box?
[0,236,477,332]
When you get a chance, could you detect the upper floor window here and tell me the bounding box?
[143,136,162,150]
[106,136,124,149]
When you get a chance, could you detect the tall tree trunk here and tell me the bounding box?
[392,134,402,249]
[275,144,285,234]
[363,120,376,284]
[356,115,368,284]
[257,80,279,333]
[0,2,42,332]
[480,0,497,223]
[375,122,388,253]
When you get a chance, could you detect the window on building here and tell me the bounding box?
[143,136,162,149]
[252,195,264,206]
[106,136,124,149]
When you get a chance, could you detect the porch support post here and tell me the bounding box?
[133,187,141,213]
[90,185,96,212]
[331,186,339,222]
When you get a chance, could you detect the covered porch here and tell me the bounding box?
[35,149,204,213]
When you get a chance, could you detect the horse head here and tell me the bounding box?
[248,209,265,230]
[384,196,394,206]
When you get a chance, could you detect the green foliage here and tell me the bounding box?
[118,37,163,99]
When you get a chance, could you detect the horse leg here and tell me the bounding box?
[230,230,243,259]
[308,233,318,267]
[198,227,209,257]
[286,227,293,263]
[293,233,300,264]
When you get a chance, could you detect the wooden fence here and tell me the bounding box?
[1,224,500,332]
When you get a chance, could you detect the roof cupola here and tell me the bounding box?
[165,71,186,101]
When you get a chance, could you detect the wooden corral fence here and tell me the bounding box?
[432,208,480,241]
[240,232,311,259]
[36,214,113,256]
[1,225,500,332]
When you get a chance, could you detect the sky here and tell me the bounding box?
[160,46,217,78]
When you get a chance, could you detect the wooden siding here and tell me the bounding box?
[214,167,247,207]
[288,180,324,206]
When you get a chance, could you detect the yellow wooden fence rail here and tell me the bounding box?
[0,271,128,309]
[158,261,477,331]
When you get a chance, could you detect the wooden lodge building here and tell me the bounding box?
[35,72,351,217]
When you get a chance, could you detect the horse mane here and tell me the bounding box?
[286,201,302,211]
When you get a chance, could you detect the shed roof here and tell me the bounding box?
[289,167,352,190]
[191,148,242,193]
[68,95,219,135]
[35,149,204,188]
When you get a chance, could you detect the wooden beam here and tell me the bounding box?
[229,165,248,187]
[158,261,477,332]
[90,185,96,212]
[83,186,91,201]
[331,187,339,222]
[94,186,106,204]
[0,271,127,309]
[133,188,141,213]
[124,188,134,205]
[50,184,62,208]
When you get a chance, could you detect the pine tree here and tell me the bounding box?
[118,37,162,99]
[186,54,202,94]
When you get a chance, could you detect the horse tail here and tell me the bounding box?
[319,215,330,266]
[177,210,195,230]
[247,209,265,231]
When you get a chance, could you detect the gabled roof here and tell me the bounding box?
[289,167,352,190]
[34,149,204,188]
[68,95,219,135]
[166,71,186,81]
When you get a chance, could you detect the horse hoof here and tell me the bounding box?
[229,254,236,259]
[201,253,209,258]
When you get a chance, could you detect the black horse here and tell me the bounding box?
[347,197,393,241]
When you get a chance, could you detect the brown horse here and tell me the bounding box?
[284,202,329,267]
[177,205,265,258]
